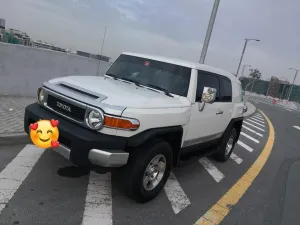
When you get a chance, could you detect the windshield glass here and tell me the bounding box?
[106,54,191,97]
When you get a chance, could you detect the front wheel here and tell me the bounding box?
[213,128,238,162]
[121,140,173,203]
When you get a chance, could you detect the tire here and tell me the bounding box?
[213,127,238,162]
[121,139,173,203]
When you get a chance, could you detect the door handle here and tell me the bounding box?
[216,109,224,115]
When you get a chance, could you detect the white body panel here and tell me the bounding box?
[46,52,244,143]
[48,75,187,109]
[118,106,191,137]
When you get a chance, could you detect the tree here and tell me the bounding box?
[249,69,262,80]
[245,68,262,92]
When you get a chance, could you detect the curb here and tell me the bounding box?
[0,132,31,146]
[243,101,257,118]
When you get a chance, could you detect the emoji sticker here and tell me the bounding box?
[29,119,60,149]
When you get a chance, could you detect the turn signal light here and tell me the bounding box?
[104,115,140,130]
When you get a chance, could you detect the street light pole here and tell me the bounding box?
[287,68,299,101]
[235,38,260,77]
[241,64,251,78]
[280,77,288,100]
[96,25,107,76]
[199,0,220,64]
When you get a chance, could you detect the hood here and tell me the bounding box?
[47,75,191,109]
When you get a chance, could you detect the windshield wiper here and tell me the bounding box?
[105,73,119,80]
[119,77,143,87]
[143,84,173,97]
[106,75,143,87]
[107,75,173,97]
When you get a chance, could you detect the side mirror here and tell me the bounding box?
[243,104,248,113]
[201,87,217,104]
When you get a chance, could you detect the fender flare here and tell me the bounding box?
[127,126,183,147]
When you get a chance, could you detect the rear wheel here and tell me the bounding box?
[213,128,237,162]
[121,139,173,203]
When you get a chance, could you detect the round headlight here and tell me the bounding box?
[86,109,104,130]
[38,88,45,103]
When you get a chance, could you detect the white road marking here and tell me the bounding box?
[164,172,191,214]
[199,157,224,183]
[240,132,260,143]
[286,108,292,111]
[250,117,265,123]
[242,125,263,137]
[254,115,264,119]
[252,117,265,122]
[0,145,45,213]
[82,172,112,225]
[230,153,243,164]
[243,121,265,132]
[237,140,253,152]
[293,126,300,131]
[246,119,265,127]
[254,113,263,117]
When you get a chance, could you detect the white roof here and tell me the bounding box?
[122,52,240,83]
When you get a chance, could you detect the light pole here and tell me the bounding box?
[287,67,299,101]
[96,25,107,76]
[280,77,288,100]
[241,64,251,78]
[245,68,254,92]
[199,0,220,64]
[235,38,260,77]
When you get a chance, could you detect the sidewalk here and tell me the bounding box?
[0,96,35,135]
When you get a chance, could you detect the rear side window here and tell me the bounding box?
[196,71,220,102]
[219,78,232,102]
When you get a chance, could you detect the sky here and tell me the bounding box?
[1,0,300,84]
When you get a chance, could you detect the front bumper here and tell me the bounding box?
[24,103,129,168]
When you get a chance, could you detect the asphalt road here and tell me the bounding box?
[221,103,300,225]
[222,102,300,225]
[0,107,287,225]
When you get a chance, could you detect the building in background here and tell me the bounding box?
[0,18,6,42]
[31,40,66,53]
[76,50,110,62]
[0,18,5,29]
[8,28,31,46]
[0,18,110,62]
[0,18,31,46]
[267,76,280,97]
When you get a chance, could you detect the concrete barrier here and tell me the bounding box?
[246,92,300,111]
[0,42,112,97]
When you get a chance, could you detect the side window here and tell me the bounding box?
[219,78,232,102]
[196,71,220,102]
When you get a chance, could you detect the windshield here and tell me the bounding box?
[106,54,191,97]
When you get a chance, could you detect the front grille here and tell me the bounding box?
[47,95,86,122]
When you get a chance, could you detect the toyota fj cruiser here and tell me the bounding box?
[24,52,245,203]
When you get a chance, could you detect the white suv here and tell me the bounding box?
[24,52,245,203]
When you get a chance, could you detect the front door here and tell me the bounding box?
[183,70,232,151]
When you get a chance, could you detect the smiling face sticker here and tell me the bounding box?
[29,119,60,149]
